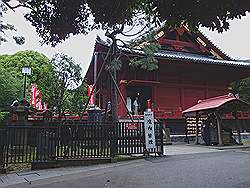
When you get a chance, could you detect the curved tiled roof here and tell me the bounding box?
[96,38,250,68]
[119,44,250,68]
[182,93,249,115]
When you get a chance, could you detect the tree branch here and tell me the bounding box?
[121,25,148,37]
[2,1,30,11]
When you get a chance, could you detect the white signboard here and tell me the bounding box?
[144,111,156,149]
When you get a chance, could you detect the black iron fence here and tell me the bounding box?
[116,122,163,155]
[0,121,163,169]
[0,129,7,170]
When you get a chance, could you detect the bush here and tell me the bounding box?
[0,112,10,121]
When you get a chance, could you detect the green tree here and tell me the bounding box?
[233,78,250,103]
[0,50,54,103]
[0,65,22,111]
[0,51,86,116]
[46,53,82,118]
[239,78,250,103]
[64,83,88,116]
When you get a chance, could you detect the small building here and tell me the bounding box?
[85,26,250,132]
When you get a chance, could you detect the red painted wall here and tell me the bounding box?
[89,53,248,120]
[114,60,234,119]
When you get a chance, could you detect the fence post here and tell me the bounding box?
[142,122,149,157]
[0,129,7,173]
[159,123,164,156]
[110,122,118,159]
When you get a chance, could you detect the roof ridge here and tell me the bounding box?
[95,36,250,68]
[198,93,235,104]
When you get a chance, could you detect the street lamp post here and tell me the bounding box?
[22,67,31,99]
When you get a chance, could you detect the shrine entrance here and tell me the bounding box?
[127,86,152,115]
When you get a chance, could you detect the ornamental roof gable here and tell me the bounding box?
[154,26,231,60]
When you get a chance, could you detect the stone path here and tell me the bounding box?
[0,161,143,187]
[164,144,222,156]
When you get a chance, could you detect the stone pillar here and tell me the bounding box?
[10,99,31,147]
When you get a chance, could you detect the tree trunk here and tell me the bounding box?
[111,69,118,123]
[110,39,118,124]
[215,112,223,146]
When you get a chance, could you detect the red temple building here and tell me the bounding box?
[85,26,250,130]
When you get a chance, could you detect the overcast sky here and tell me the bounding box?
[1,8,250,76]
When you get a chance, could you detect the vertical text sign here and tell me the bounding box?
[144,111,156,149]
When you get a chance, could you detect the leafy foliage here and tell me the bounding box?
[240,87,250,104]
[22,0,91,46]
[106,58,122,72]
[230,78,250,103]
[13,36,25,45]
[0,112,10,121]
[152,1,250,32]
[3,0,247,46]
[0,50,54,101]
[64,83,88,116]
[45,53,83,117]
[0,51,86,116]
[129,32,160,71]
[0,65,22,111]
[0,2,25,45]
[239,78,250,103]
